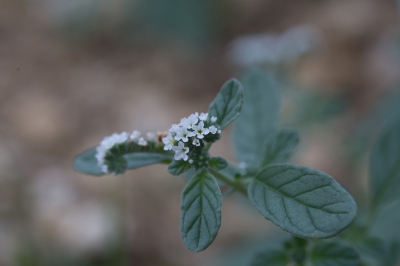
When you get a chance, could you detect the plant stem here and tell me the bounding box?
[204,143,212,151]
[208,168,248,196]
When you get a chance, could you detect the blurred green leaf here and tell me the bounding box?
[310,242,360,266]
[262,129,299,166]
[370,200,400,240]
[180,170,222,252]
[250,248,289,266]
[209,157,228,171]
[168,159,192,176]
[358,236,387,261]
[73,147,104,176]
[233,69,280,166]
[370,116,400,206]
[383,241,400,266]
[208,79,243,130]
[248,164,357,238]
[134,0,217,48]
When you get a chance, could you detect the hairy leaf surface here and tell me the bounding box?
[180,170,222,252]
[73,147,104,176]
[248,164,357,238]
[233,69,280,165]
[168,160,192,176]
[124,153,173,169]
[208,79,243,130]
[263,129,299,166]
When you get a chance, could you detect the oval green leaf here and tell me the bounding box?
[310,242,360,266]
[233,69,280,165]
[124,152,173,169]
[168,160,192,176]
[263,129,299,166]
[73,147,104,176]
[180,170,222,252]
[209,157,228,171]
[248,164,357,239]
[208,79,243,130]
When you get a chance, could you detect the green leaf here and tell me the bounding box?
[73,147,104,176]
[209,157,228,170]
[263,129,300,166]
[370,200,400,241]
[208,79,243,130]
[250,248,289,266]
[180,170,222,252]
[248,164,357,239]
[358,236,387,260]
[310,242,360,266]
[370,116,400,206]
[383,241,400,266]
[124,152,172,169]
[233,69,280,165]
[168,160,192,176]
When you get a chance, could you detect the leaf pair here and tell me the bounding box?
[179,79,243,251]
[234,70,356,239]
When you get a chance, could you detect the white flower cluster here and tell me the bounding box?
[162,112,220,161]
[96,130,155,173]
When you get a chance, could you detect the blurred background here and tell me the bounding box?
[1,0,400,265]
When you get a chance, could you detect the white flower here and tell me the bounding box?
[172,141,189,161]
[238,162,247,169]
[130,130,141,140]
[209,125,218,134]
[96,132,129,173]
[210,116,217,123]
[174,126,194,142]
[169,124,180,133]
[162,133,176,150]
[146,132,156,140]
[138,137,147,146]
[101,165,108,173]
[192,121,210,139]
[199,112,208,121]
[180,113,199,129]
[189,159,193,164]
[192,139,200,146]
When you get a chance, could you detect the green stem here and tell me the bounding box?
[208,168,248,196]
[204,143,212,152]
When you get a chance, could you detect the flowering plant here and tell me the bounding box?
[74,70,400,265]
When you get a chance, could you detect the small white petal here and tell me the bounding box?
[238,162,247,169]
[199,112,208,121]
[146,132,156,140]
[209,125,218,134]
[130,130,141,140]
[192,139,201,146]
[138,137,147,146]
[211,116,217,123]
[169,124,180,133]
[162,133,175,150]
